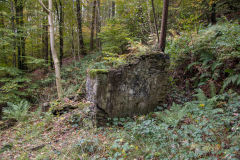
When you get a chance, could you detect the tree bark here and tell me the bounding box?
[96,0,101,51]
[211,3,217,25]
[10,1,17,67]
[55,0,64,66]
[45,0,63,100]
[49,47,53,69]
[0,13,7,65]
[59,0,64,66]
[112,1,115,18]
[146,0,154,34]
[159,0,169,52]
[90,0,96,51]
[76,0,86,55]
[15,0,27,70]
[71,28,76,64]
[151,0,159,43]
[41,1,49,67]
[43,21,48,66]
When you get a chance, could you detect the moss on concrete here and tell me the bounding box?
[89,69,109,79]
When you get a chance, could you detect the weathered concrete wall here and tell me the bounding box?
[86,53,170,125]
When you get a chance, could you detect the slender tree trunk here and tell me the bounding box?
[151,0,159,43]
[76,0,86,55]
[15,0,25,70]
[0,13,3,35]
[59,0,64,66]
[19,0,26,70]
[108,0,111,19]
[112,1,115,18]
[10,1,17,67]
[159,0,169,52]
[54,0,64,66]
[43,21,48,66]
[48,0,63,100]
[41,1,49,67]
[72,0,80,60]
[71,28,76,65]
[211,3,217,25]
[40,0,49,68]
[90,0,96,51]
[96,0,101,51]
[146,0,154,34]
[0,13,7,65]
[50,47,53,69]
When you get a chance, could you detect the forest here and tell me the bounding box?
[0,0,240,159]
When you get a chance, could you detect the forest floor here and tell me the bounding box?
[1,84,239,159]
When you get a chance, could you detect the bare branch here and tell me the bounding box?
[38,0,50,13]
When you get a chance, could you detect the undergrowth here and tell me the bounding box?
[167,21,240,94]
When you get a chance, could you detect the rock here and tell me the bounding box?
[86,52,170,126]
[51,104,77,116]
[42,102,50,112]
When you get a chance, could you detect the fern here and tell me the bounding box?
[156,103,187,127]
[194,88,207,102]
[209,81,216,98]
[221,74,240,92]
[3,100,30,122]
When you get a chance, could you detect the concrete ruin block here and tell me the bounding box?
[86,53,170,126]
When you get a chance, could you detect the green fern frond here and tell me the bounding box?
[194,89,207,102]
[3,100,30,122]
[221,74,240,92]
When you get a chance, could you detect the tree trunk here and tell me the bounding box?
[15,0,27,70]
[76,0,86,56]
[41,3,49,67]
[71,28,76,65]
[146,0,154,34]
[0,13,7,65]
[59,0,64,67]
[108,0,111,19]
[10,1,17,67]
[43,21,48,66]
[211,3,217,25]
[54,0,64,66]
[96,0,101,51]
[48,0,63,100]
[90,0,96,51]
[159,0,169,52]
[151,0,159,43]
[112,1,115,18]
[50,47,53,69]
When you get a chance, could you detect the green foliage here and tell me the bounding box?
[0,67,32,103]
[167,21,240,92]
[74,137,101,156]
[120,91,240,159]
[25,56,48,70]
[222,73,240,93]
[3,100,30,122]
[98,19,130,54]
